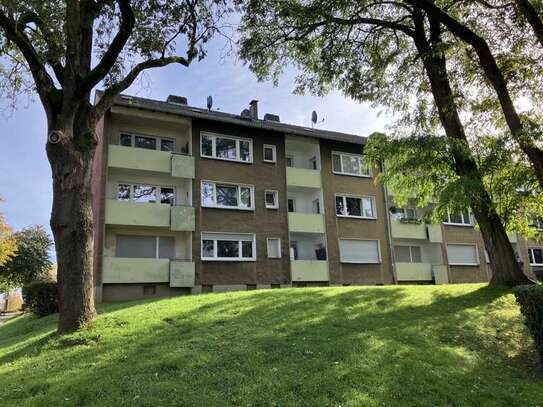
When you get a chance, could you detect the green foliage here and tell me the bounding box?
[514,284,543,369]
[22,279,58,317]
[0,226,53,291]
[1,285,542,404]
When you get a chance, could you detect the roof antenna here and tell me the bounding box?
[207,95,213,110]
[311,110,324,128]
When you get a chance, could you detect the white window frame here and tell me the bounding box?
[119,131,176,152]
[393,207,417,221]
[266,238,282,258]
[263,144,277,163]
[394,245,422,263]
[339,239,382,264]
[335,194,376,219]
[331,151,372,177]
[200,180,254,211]
[443,210,473,226]
[201,232,256,261]
[528,247,543,266]
[200,131,253,163]
[117,183,176,205]
[446,243,480,266]
[264,190,279,209]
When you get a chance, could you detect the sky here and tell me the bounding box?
[0,38,390,236]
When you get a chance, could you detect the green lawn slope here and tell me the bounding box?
[0,284,542,406]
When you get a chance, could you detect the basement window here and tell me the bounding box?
[143,286,156,296]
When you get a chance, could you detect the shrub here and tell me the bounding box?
[514,284,543,369]
[22,280,59,317]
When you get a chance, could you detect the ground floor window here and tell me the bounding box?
[201,232,256,261]
[339,239,380,263]
[446,244,479,266]
[394,245,422,263]
[528,247,543,265]
[115,235,175,259]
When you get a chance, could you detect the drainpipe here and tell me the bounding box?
[381,160,398,285]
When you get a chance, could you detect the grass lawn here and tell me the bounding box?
[0,284,542,406]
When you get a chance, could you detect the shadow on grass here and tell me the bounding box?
[0,285,540,406]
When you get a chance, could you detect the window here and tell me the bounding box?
[201,181,254,210]
[267,238,281,258]
[119,132,175,152]
[263,144,277,163]
[443,210,472,226]
[339,239,380,263]
[309,156,318,170]
[201,132,253,163]
[265,190,279,209]
[117,184,175,205]
[332,152,371,177]
[446,244,479,266]
[532,219,543,230]
[201,233,256,261]
[391,207,417,221]
[116,235,175,259]
[528,247,543,265]
[286,156,294,167]
[287,197,296,213]
[336,195,376,218]
[394,246,422,263]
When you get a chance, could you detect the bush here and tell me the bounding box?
[22,280,59,317]
[514,284,543,369]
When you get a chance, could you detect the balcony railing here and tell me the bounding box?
[286,167,322,189]
[288,212,326,233]
[291,260,329,282]
[395,262,433,281]
[390,219,428,240]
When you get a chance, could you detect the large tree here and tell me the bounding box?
[0,0,231,333]
[238,0,532,286]
[0,200,16,268]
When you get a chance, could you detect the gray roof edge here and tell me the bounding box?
[103,92,367,145]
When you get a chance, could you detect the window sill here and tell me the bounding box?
[201,204,254,211]
[263,160,276,164]
[265,206,279,210]
[337,214,376,220]
[332,171,372,178]
[201,155,253,164]
[443,222,473,227]
[202,258,256,262]
[448,263,479,266]
[340,260,381,264]
[529,263,543,267]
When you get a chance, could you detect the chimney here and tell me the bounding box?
[166,95,188,105]
[264,113,280,122]
[249,100,258,119]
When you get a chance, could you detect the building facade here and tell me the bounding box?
[91,93,543,302]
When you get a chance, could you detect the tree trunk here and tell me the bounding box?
[46,114,97,334]
[412,12,532,287]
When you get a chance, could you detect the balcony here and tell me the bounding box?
[390,219,427,240]
[105,200,195,231]
[102,257,195,286]
[291,260,329,282]
[395,262,433,281]
[288,213,326,233]
[286,167,322,189]
[108,145,194,178]
[170,261,195,287]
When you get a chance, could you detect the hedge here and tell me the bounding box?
[22,280,59,317]
[514,284,543,369]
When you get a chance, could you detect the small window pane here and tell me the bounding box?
[332,154,342,172]
[216,185,238,207]
[394,246,412,262]
[286,156,294,167]
[216,137,237,160]
[202,240,214,257]
[265,191,277,208]
[264,146,275,162]
[240,140,251,161]
[116,235,156,258]
[160,187,175,205]
[336,196,345,215]
[362,198,374,217]
[120,133,132,147]
[288,198,295,213]
[133,185,156,203]
[346,197,362,217]
[117,184,131,201]
[242,241,253,258]
[134,135,157,150]
[202,182,215,206]
[240,187,252,208]
[360,157,371,176]
[532,248,543,264]
[267,239,281,258]
[161,139,175,152]
[411,246,422,262]
[217,240,239,258]
[202,134,213,156]
[158,236,175,259]
[462,212,471,224]
[342,155,360,174]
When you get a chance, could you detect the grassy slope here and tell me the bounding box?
[0,285,541,406]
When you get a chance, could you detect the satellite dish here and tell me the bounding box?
[311,110,318,125]
[207,95,213,110]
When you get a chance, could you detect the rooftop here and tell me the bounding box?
[102,92,367,145]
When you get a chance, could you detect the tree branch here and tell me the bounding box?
[514,0,543,49]
[80,0,135,93]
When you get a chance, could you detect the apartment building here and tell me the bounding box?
[91,93,543,302]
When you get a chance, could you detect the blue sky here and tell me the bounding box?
[0,40,389,235]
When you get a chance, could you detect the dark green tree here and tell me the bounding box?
[0,0,232,333]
